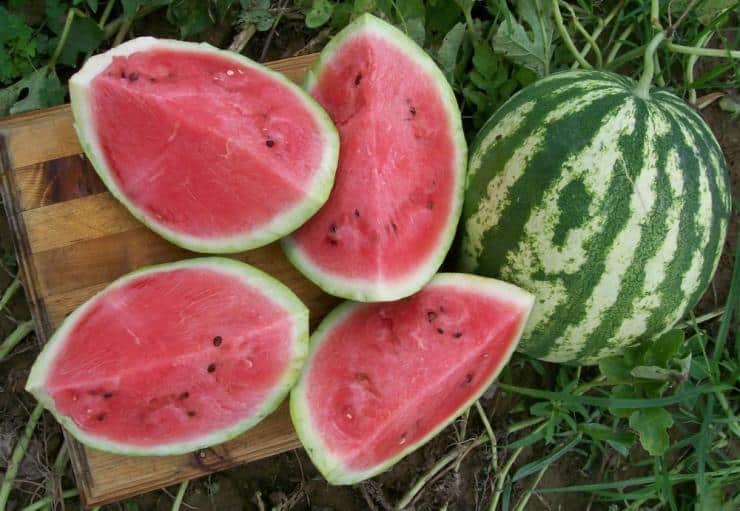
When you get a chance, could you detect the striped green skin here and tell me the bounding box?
[459,70,731,365]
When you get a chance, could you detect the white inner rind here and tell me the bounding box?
[290,273,534,485]
[26,257,309,456]
[69,37,339,254]
[282,14,468,302]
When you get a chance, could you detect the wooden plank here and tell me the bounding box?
[24,193,141,253]
[81,403,300,506]
[0,53,318,171]
[13,156,106,211]
[0,52,331,508]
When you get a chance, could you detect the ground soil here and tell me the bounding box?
[0,20,738,511]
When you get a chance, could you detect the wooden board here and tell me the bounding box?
[0,53,340,508]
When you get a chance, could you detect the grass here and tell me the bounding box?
[0,1,737,510]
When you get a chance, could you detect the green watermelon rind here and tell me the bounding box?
[289,273,534,485]
[459,69,731,364]
[25,257,309,456]
[69,37,340,254]
[282,14,468,302]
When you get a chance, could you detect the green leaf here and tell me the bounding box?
[472,42,499,79]
[579,423,635,445]
[57,15,103,67]
[86,0,99,11]
[240,0,273,31]
[122,0,143,18]
[645,329,684,367]
[406,17,425,46]
[352,0,376,18]
[305,0,333,29]
[437,22,465,82]
[629,408,674,456]
[45,0,68,34]
[1,67,65,117]
[672,0,737,25]
[608,384,636,418]
[512,433,582,481]
[492,0,554,77]
[630,365,678,381]
[599,357,632,383]
[167,0,214,37]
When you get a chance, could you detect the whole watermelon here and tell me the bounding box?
[459,70,731,364]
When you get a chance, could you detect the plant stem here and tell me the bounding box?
[48,8,86,69]
[113,12,136,47]
[512,463,548,511]
[0,320,34,361]
[650,0,661,29]
[475,401,498,471]
[18,489,78,511]
[605,17,639,64]
[606,44,646,70]
[560,1,603,68]
[396,436,487,510]
[571,0,624,69]
[0,403,45,511]
[508,416,547,434]
[53,442,69,474]
[551,0,592,69]
[171,480,189,511]
[489,422,548,511]
[687,32,714,105]
[0,278,20,310]
[634,32,666,99]
[259,0,289,62]
[666,42,740,60]
[228,24,257,53]
[98,0,116,27]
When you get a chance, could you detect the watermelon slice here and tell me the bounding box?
[26,258,308,456]
[69,38,339,253]
[283,15,467,301]
[290,274,534,484]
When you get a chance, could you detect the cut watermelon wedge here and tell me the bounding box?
[70,38,339,253]
[290,274,534,484]
[283,15,467,301]
[26,258,308,456]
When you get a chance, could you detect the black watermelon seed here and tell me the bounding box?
[329,222,337,233]
[96,413,106,421]
[179,391,190,399]
[453,331,463,338]
[437,328,444,335]
[354,73,362,85]
[128,72,139,82]
[188,411,197,417]
[266,139,274,147]
[391,222,398,232]
[120,70,126,79]
[409,106,416,117]
[426,310,437,322]
[207,363,216,373]
[103,392,113,399]
[464,373,473,384]
[426,200,434,210]
[354,209,360,218]
[328,239,338,246]
[213,336,223,347]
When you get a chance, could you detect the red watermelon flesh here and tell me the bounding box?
[26,258,308,455]
[284,15,466,301]
[290,274,534,484]
[70,38,338,253]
